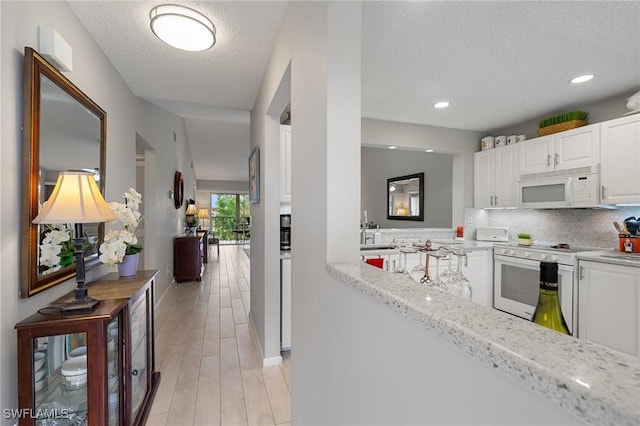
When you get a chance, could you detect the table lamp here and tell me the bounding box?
[197,208,209,230]
[32,171,117,312]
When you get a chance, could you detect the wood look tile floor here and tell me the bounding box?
[147,245,291,426]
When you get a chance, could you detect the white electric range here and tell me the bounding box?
[492,242,602,334]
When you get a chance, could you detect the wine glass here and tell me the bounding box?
[453,250,472,300]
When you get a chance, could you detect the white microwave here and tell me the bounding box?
[517,165,603,208]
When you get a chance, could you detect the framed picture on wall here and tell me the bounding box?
[249,145,260,204]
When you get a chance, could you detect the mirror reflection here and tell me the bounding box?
[38,75,102,276]
[22,47,106,297]
[387,173,424,221]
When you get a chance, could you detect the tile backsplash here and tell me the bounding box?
[464,207,639,249]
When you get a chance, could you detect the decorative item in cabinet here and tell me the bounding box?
[15,270,160,426]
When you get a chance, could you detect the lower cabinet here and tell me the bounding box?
[174,235,203,282]
[281,258,292,350]
[15,270,160,425]
[578,260,640,357]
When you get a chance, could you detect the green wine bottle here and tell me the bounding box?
[532,261,570,335]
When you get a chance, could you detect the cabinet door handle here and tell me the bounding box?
[547,154,551,166]
[490,195,494,206]
[601,185,606,199]
[555,153,559,166]
[494,195,498,205]
[579,266,584,280]
[131,368,139,376]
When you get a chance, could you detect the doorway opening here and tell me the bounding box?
[210,193,250,245]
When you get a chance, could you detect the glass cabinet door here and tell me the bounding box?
[33,332,88,425]
[107,317,120,426]
[129,294,148,421]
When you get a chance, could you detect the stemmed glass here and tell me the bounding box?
[428,249,448,290]
[454,250,472,300]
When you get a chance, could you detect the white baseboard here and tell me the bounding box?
[248,314,283,366]
[263,355,283,367]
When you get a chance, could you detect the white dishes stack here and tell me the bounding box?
[481,134,526,150]
[61,355,88,390]
[34,351,47,393]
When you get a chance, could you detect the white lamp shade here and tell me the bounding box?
[33,171,117,224]
[197,208,209,219]
[185,204,197,215]
[150,5,216,52]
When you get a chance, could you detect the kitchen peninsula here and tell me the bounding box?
[328,261,639,426]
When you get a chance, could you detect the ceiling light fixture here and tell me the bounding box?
[388,146,397,149]
[425,149,434,153]
[570,74,594,84]
[150,4,216,52]
[434,101,450,109]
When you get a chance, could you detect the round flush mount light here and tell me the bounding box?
[425,149,434,153]
[433,101,450,109]
[388,146,397,149]
[150,4,216,52]
[570,74,594,84]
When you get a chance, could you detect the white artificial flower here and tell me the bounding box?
[99,188,144,267]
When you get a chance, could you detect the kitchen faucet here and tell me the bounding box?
[361,210,368,244]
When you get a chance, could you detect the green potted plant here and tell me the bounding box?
[517,232,532,246]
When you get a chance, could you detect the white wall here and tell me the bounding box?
[0,2,194,418]
[361,147,453,228]
[251,0,362,420]
[310,274,584,425]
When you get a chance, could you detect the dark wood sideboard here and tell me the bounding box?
[174,234,204,282]
[15,270,160,426]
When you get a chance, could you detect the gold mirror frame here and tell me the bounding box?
[21,47,107,297]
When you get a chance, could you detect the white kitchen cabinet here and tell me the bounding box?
[600,114,640,205]
[281,258,291,350]
[578,260,640,357]
[518,124,600,175]
[280,125,292,203]
[474,145,518,208]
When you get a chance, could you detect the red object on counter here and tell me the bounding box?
[619,235,640,253]
[456,226,464,238]
[365,258,384,269]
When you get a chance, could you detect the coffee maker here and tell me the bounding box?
[280,214,291,251]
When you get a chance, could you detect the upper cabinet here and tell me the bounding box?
[280,125,292,203]
[600,114,640,205]
[474,145,518,208]
[518,124,600,175]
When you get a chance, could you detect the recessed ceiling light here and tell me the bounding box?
[388,146,397,149]
[434,101,450,109]
[425,149,434,153]
[570,74,594,84]
[150,5,216,52]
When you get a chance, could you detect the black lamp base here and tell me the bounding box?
[61,287,100,313]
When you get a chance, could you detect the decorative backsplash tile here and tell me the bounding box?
[465,207,639,249]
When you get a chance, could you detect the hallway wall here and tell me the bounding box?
[0,2,194,417]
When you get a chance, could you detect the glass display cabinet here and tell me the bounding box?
[15,270,160,426]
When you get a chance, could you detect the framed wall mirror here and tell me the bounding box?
[387,172,424,221]
[21,47,107,298]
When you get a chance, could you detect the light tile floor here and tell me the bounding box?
[147,245,291,426]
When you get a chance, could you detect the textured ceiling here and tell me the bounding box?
[69,1,640,182]
[362,1,640,132]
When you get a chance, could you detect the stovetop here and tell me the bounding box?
[493,242,603,254]
[493,242,605,265]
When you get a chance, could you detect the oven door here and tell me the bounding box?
[494,254,574,334]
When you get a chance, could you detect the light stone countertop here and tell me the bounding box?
[576,250,640,268]
[327,261,640,426]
